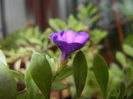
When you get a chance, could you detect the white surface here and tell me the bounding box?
[58,0,67,21]
[3,0,28,34]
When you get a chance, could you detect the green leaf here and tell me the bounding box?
[90,15,99,24]
[25,68,45,99]
[93,55,109,98]
[54,66,72,81]
[124,34,133,47]
[48,19,67,31]
[125,67,133,82]
[52,82,68,91]
[78,6,88,20]
[0,50,7,65]
[44,28,53,34]
[29,51,52,99]
[109,96,117,99]
[90,8,98,15]
[122,0,133,19]
[68,15,77,24]
[86,4,93,13]
[73,51,88,98]
[90,29,108,44]
[10,70,24,81]
[17,92,27,99]
[68,15,78,30]
[123,44,133,57]
[118,82,125,99]
[116,51,127,68]
[109,88,118,99]
[0,62,17,99]
[49,19,61,32]
[126,90,133,99]
[54,19,67,30]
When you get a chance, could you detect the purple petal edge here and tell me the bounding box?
[74,32,89,44]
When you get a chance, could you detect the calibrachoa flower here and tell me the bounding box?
[49,30,89,61]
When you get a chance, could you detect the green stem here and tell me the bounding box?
[17,89,26,95]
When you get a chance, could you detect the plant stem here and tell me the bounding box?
[17,89,26,95]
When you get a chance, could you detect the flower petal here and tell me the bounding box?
[67,43,83,54]
[49,33,63,42]
[49,31,89,60]
[60,30,76,43]
[55,40,83,57]
[49,33,58,41]
[74,32,89,44]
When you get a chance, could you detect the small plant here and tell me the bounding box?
[1,3,128,99]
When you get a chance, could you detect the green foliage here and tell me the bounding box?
[17,92,27,99]
[77,4,99,25]
[116,51,127,68]
[54,66,72,81]
[49,19,67,32]
[121,0,133,18]
[51,81,68,91]
[0,26,54,66]
[0,62,17,99]
[109,96,117,99]
[73,51,88,98]
[29,51,52,99]
[118,82,125,99]
[126,91,133,99]
[93,55,109,99]
[48,3,100,33]
[25,68,45,99]
[10,70,24,81]
[90,29,108,44]
[0,50,7,65]
[109,63,123,90]
[67,15,87,32]
[114,44,133,99]
[0,3,110,99]
[123,44,133,57]
[124,34,133,47]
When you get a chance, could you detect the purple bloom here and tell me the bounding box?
[49,30,89,60]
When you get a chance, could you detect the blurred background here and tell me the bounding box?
[0,0,131,34]
[0,0,133,99]
[0,0,132,60]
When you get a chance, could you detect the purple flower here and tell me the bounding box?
[49,30,89,60]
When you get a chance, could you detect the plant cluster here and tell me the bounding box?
[0,3,132,99]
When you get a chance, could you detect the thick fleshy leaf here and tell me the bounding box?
[93,55,109,98]
[0,50,7,65]
[25,69,45,99]
[73,51,88,98]
[0,62,17,99]
[123,44,133,57]
[116,51,127,68]
[29,52,52,99]
[10,70,24,81]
